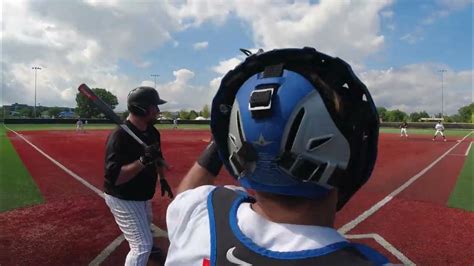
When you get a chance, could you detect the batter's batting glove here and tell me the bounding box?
[160,179,174,199]
[140,144,162,166]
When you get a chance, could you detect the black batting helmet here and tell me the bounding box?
[127,86,166,116]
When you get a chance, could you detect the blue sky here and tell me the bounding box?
[1,0,472,115]
[118,15,254,86]
[372,0,473,71]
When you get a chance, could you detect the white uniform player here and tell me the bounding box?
[433,122,446,141]
[173,118,178,129]
[400,122,408,137]
[76,119,84,132]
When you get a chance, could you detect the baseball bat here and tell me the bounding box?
[78,83,170,168]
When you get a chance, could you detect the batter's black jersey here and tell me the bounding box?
[104,120,164,201]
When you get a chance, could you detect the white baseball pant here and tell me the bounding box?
[105,193,153,266]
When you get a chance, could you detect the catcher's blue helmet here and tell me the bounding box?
[211,47,379,210]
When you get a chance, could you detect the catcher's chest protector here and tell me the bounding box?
[208,187,381,266]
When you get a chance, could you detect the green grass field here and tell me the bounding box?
[0,126,43,212]
[4,123,210,131]
[379,127,473,137]
[448,143,474,211]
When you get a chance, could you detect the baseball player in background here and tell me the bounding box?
[104,86,173,266]
[172,118,178,129]
[433,121,447,141]
[76,119,84,132]
[165,48,389,265]
[400,121,408,138]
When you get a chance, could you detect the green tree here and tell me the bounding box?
[160,111,172,119]
[48,107,63,118]
[457,103,474,123]
[376,107,387,121]
[179,110,190,120]
[189,110,199,120]
[409,111,429,122]
[201,104,210,118]
[445,114,462,122]
[385,109,407,122]
[75,88,118,118]
[18,107,33,118]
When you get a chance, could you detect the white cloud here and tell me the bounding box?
[169,0,231,27]
[1,1,180,109]
[361,64,472,115]
[155,68,214,111]
[172,0,393,65]
[212,57,242,75]
[193,41,209,50]
[2,0,471,117]
[231,0,392,65]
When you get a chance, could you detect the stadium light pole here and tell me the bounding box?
[438,69,447,118]
[151,74,160,89]
[32,66,42,118]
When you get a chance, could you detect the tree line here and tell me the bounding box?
[2,87,471,123]
[377,103,473,123]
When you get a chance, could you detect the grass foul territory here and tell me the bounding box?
[448,142,474,211]
[0,125,43,212]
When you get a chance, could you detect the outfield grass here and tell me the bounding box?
[448,143,474,211]
[5,123,210,131]
[0,125,44,212]
[379,127,473,137]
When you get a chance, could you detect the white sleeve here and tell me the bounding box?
[165,185,247,266]
[166,185,216,242]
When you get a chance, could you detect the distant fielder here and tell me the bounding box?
[433,121,446,141]
[400,121,408,138]
[173,118,178,129]
[76,119,84,132]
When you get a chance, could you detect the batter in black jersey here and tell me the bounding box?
[104,86,173,266]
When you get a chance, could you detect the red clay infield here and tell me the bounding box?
[1,129,472,265]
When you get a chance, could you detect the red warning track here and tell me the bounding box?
[1,129,472,265]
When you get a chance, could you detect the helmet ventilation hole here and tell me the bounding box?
[285,108,305,151]
[236,111,244,142]
[308,136,333,151]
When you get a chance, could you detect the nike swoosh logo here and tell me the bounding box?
[226,247,252,266]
